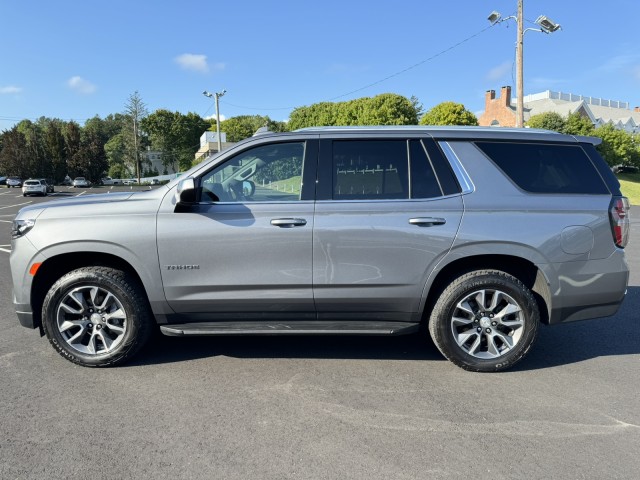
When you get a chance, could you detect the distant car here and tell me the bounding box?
[62,176,73,186]
[100,177,120,186]
[39,179,55,193]
[6,176,22,188]
[123,179,138,185]
[22,179,47,197]
[0,176,6,186]
[150,178,160,185]
[72,177,91,188]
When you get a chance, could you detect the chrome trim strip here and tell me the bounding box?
[438,141,475,194]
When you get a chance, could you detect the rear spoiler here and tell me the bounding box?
[573,135,602,146]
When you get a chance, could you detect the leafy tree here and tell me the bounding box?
[142,110,211,172]
[105,133,130,178]
[42,119,67,182]
[64,121,83,177]
[419,102,478,126]
[220,115,287,142]
[288,93,419,130]
[562,112,595,136]
[0,127,30,177]
[123,91,149,181]
[525,112,566,132]
[594,124,640,168]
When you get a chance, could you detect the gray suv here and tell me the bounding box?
[10,127,630,371]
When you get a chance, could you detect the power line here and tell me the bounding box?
[219,23,498,112]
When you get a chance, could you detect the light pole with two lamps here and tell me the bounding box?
[488,1,561,128]
[203,89,227,153]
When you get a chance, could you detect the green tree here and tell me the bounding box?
[525,112,566,132]
[419,102,478,126]
[0,127,30,177]
[142,110,211,172]
[220,115,287,142]
[105,133,129,178]
[288,93,419,130]
[594,124,640,168]
[123,91,149,181]
[562,112,595,136]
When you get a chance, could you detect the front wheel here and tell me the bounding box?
[429,270,539,372]
[42,267,153,367]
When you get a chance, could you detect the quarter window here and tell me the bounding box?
[475,142,609,194]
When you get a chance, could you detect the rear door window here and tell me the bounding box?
[475,142,609,194]
[332,140,408,200]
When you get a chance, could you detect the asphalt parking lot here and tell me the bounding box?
[0,187,638,479]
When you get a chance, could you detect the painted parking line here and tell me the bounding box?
[0,245,11,253]
[75,191,86,197]
[0,201,32,210]
[0,219,13,223]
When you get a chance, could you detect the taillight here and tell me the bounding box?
[609,196,630,248]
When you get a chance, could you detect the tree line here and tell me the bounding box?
[1,93,637,182]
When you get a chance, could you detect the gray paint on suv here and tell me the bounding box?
[9,126,630,371]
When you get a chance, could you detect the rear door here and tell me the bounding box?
[312,136,463,322]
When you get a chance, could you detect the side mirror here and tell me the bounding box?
[175,178,196,205]
[242,180,256,198]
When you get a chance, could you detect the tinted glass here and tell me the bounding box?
[475,142,609,194]
[200,142,305,202]
[409,140,442,198]
[332,140,408,200]
[424,139,460,195]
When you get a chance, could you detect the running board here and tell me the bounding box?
[160,321,419,337]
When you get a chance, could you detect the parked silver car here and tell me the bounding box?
[72,177,91,188]
[6,176,22,188]
[10,127,630,371]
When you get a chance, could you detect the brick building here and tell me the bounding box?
[478,86,640,132]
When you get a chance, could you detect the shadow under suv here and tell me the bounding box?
[10,126,630,371]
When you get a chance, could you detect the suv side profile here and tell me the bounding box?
[10,127,630,371]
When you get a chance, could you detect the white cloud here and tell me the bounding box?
[486,61,512,82]
[67,76,97,94]
[0,85,23,94]
[174,53,219,73]
[204,113,226,121]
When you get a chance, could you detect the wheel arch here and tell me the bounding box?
[30,252,149,330]
[422,254,552,326]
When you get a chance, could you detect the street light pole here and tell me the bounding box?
[203,90,226,153]
[488,3,560,128]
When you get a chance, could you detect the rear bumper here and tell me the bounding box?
[545,250,629,324]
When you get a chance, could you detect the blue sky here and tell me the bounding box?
[1,0,639,131]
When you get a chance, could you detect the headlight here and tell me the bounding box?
[12,219,36,239]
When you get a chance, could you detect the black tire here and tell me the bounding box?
[42,267,153,367]
[429,270,539,372]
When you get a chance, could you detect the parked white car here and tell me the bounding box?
[22,179,47,197]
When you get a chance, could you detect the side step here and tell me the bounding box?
[160,321,419,337]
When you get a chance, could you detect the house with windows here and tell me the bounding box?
[478,86,640,132]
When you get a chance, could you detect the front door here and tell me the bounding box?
[157,139,318,321]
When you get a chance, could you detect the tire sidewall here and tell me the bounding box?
[431,272,539,372]
[42,268,145,367]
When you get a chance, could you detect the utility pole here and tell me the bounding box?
[516,0,524,128]
[488,4,560,128]
[203,89,227,153]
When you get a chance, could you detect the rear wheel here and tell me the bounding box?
[429,270,539,372]
[42,267,153,367]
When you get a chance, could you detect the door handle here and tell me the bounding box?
[409,217,446,227]
[270,218,307,228]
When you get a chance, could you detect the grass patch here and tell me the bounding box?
[618,172,640,206]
